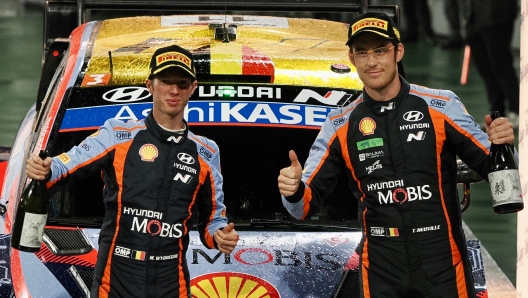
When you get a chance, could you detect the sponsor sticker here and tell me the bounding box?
[359,150,384,161]
[430,99,447,109]
[370,227,399,237]
[177,153,195,165]
[116,131,132,140]
[139,144,158,162]
[366,160,382,174]
[403,111,424,122]
[114,245,146,261]
[191,272,280,298]
[359,117,376,135]
[356,138,383,151]
[352,18,388,34]
[57,153,71,165]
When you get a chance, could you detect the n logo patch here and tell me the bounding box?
[407,131,426,141]
[174,173,193,183]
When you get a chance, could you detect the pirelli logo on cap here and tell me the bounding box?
[156,52,192,68]
[57,153,71,165]
[352,18,388,35]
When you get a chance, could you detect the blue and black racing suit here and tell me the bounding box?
[47,112,228,298]
[283,77,500,298]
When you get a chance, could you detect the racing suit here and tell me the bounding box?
[283,77,493,297]
[47,112,228,298]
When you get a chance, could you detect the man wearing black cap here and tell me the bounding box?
[26,44,239,297]
[278,12,517,297]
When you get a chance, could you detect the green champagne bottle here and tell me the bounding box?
[487,111,524,214]
[11,150,50,252]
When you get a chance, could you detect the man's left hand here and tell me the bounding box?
[214,223,239,254]
[485,115,515,145]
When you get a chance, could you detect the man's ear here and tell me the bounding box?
[396,43,404,63]
[146,79,153,93]
[348,50,356,67]
[190,80,198,95]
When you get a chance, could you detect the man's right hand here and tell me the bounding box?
[278,150,303,197]
[26,153,52,180]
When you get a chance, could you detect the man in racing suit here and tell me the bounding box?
[26,44,239,298]
[278,12,516,298]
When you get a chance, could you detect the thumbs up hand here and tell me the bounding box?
[278,150,303,197]
[214,222,238,254]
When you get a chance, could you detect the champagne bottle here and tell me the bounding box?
[11,150,50,252]
[487,111,524,214]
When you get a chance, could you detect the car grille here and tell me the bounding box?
[332,269,360,298]
[68,266,94,298]
[43,227,93,256]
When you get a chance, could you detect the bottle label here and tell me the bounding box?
[19,212,47,248]
[488,169,523,206]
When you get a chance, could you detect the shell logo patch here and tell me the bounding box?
[191,272,280,298]
[139,144,158,162]
[359,117,376,135]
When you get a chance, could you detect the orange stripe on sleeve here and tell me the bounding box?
[46,146,116,189]
[410,89,451,101]
[189,136,217,154]
[113,125,146,131]
[429,108,468,298]
[445,117,489,155]
[197,157,217,248]
[335,121,370,297]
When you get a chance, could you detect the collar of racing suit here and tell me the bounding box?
[145,112,189,144]
[361,75,410,116]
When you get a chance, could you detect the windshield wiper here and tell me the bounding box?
[249,219,360,231]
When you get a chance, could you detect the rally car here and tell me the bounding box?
[0,0,490,297]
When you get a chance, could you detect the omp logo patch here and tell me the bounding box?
[430,99,447,109]
[115,131,132,140]
[191,272,280,298]
[332,116,347,127]
[114,245,146,261]
[58,153,71,165]
[370,227,399,237]
[139,144,158,162]
[199,147,212,161]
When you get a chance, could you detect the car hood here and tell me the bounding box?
[1,228,362,297]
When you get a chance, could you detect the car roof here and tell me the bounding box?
[82,14,362,89]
